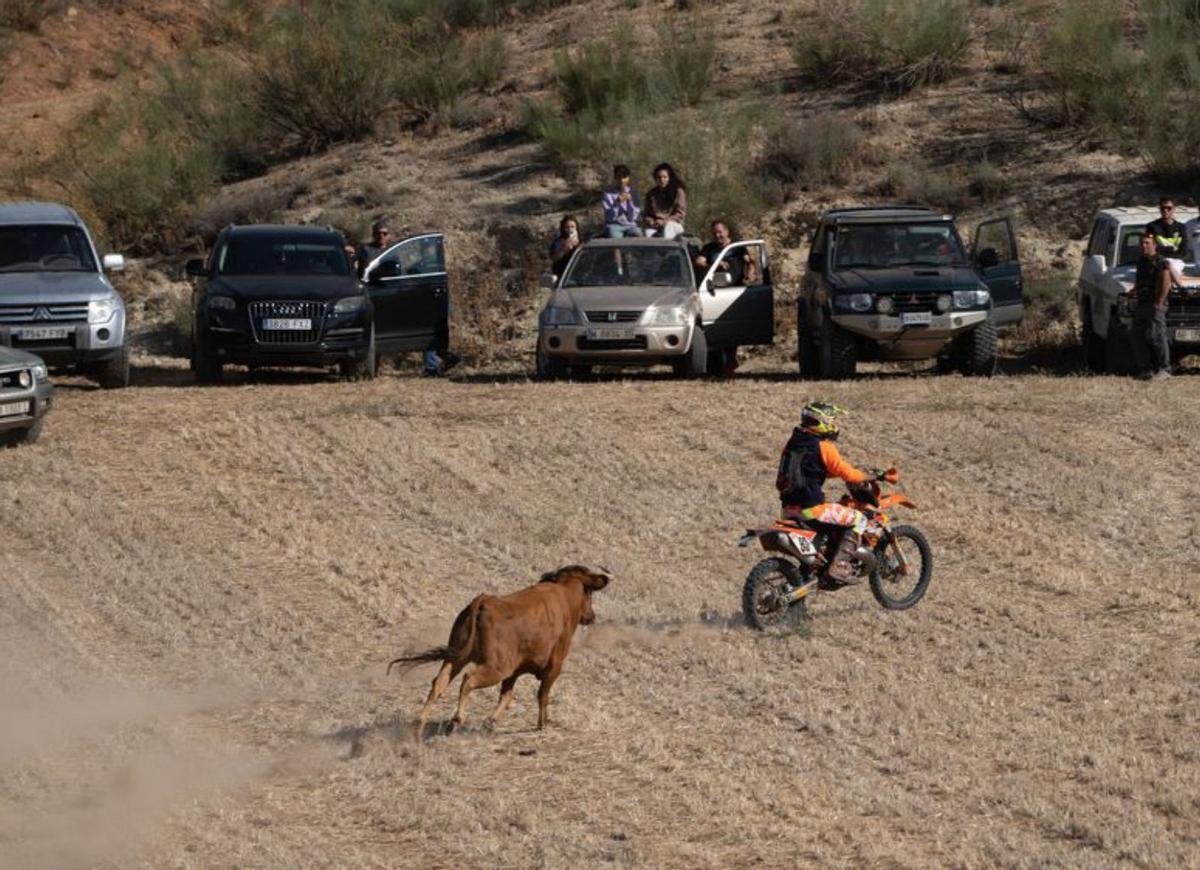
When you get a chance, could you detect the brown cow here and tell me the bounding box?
[388,565,611,738]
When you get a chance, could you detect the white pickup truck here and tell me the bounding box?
[1077,206,1200,372]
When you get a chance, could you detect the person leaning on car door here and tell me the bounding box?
[1131,232,1174,380]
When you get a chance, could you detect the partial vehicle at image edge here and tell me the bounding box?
[1077,206,1200,374]
[535,236,775,379]
[798,206,1024,380]
[0,346,54,447]
[0,201,129,388]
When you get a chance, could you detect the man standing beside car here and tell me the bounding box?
[1131,232,1174,380]
[355,220,391,279]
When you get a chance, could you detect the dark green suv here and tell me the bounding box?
[798,207,1023,378]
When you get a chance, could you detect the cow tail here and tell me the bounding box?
[386,594,486,676]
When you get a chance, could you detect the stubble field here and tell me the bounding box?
[2,363,1198,868]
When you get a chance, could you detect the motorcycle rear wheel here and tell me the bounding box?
[869,525,932,610]
[742,557,807,631]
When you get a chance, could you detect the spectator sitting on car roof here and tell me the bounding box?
[601,165,643,238]
[549,215,582,277]
[643,163,687,239]
[354,220,392,279]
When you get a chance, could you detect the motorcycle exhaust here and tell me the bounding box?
[853,547,878,574]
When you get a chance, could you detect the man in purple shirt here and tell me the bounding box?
[601,164,643,238]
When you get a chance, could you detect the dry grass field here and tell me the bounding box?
[2,361,1199,868]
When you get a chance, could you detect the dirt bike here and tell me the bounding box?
[738,475,932,630]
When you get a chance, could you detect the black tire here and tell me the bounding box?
[1104,311,1134,375]
[535,344,568,381]
[0,417,42,447]
[817,317,857,380]
[741,557,807,630]
[1081,305,1105,372]
[798,305,819,378]
[96,345,130,389]
[954,321,997,376]
[869,524,933,611]
[674,324,708,378]
[340,326,377,381]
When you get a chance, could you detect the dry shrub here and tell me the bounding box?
[793,0,973,93]
[185,182,305,240]
[0,0,65,30]
[758,112,866,199]
[880,162,972,213]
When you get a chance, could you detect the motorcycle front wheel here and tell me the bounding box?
[742,557,807,631]
[869,524,933,610]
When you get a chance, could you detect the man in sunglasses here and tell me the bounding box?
[354,220,392,279]
[1146,197,1186,259]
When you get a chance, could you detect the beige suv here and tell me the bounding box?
[535,236,773,378]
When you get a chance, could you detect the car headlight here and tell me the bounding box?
[206,295,237,311]
[953,289,990,309]
[88,297,121,323]
[542,306,578,326]
[31,364,48,382]
[645,305,690,325]
[18,370,32,388]
[876,296,895,315]
[836,293,874,312]
[936,294,953,313]
[333,295,366,313]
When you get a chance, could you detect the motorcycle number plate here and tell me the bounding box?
[787,532,817,554]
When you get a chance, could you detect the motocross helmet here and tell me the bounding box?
[800,401,846,440]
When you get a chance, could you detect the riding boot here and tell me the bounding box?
[825,531,862,584]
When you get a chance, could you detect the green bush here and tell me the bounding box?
[652,24,716,106]
[793,0,972,93]
[1039,0,1135,129]
[759,112,865,198]
[552,39,646,115]
[881,163,972,214]
[394,30,508,125]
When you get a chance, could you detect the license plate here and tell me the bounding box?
[17,326,69,341]
[1174,328,1200,342]
[586,326,635,340]
[901,311,933,327]
[262,318,312,331]
[0,400,30,417]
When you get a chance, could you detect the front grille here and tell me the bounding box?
[584,310,642,323]
[248,300,325,345]
[577,336,648,351]
[1168,296,1200,316]
[0,303,89,323]
[886,292,941,313]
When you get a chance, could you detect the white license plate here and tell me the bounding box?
[901,312,933,327]
[586,326,635,340]
[262,318,312,331]
[17,326,69,340]
[0,400,30,417]
[1174,328,1200,342]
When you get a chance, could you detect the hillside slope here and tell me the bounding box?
[2,371,1197,867]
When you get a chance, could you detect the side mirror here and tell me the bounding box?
[807,251,824,272]
[977,247,1001,269]
[539,272,558,290]
[710,271,733,290]
[1085,253,1108,272]
[184,258,206,278]
[103,253,126,272]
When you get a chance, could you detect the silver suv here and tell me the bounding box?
[0,346,54,446]
[536,236,774,378]
[0,202,129,388]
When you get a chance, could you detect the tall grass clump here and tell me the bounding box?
[793,0,972,92]
[1039,0,1135,129]
[758,113,865,200]
[385,0,572,28]
[0,0,65,31]
[653,25,716,106]
[254,3,397,151]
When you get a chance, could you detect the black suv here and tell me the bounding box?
[799,207,1023,378]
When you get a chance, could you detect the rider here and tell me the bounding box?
[775,402,897,583]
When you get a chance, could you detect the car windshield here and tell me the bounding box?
[1117,227,1145,267]
[562,246,691,288]
[0,225,97,273]
[832,223,967,269]
[217,236,350,276]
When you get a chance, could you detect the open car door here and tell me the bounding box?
[972,217,1023,327]
[698,241,774,347]
[362,233,447,352]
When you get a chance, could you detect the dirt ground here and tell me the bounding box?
[2,359,1198,868]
